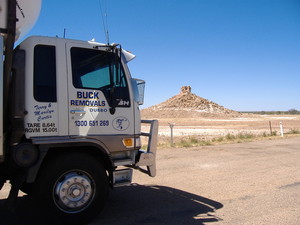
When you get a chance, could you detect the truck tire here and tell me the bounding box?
[32,153,109,225]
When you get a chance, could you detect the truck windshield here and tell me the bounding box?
[70,47,129,106]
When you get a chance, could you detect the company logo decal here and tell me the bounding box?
[70,91,106,107]
[112,117,130,131]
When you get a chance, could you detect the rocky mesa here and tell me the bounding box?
[141,86,240,118]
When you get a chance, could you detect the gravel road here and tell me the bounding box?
[0,137,299,225]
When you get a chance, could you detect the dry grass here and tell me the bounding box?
[141,132,300,150]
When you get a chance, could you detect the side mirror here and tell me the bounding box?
[131,78,145,105]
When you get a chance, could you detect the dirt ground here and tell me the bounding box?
[127,137,300,225]
[143,114,300,141]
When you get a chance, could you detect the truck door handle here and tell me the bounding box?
[70,110,86,115]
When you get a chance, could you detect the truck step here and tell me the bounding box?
[113,169,132,187]
[113,158,134,167]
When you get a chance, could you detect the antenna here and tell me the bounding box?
[98,0,110,44]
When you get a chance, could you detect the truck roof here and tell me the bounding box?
[19,35,136,62]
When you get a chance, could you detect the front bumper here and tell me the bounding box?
[136,120,159,177]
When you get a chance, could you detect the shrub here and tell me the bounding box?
[237,132,255,140]
[225,133,236,140]
[190,137,199,144]
[287,128,300,134]
[179,139,192,147]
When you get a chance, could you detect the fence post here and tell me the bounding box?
[280,122,284,137]
[269,121,272,136]
[169,123,175,147]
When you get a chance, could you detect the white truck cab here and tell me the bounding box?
[21,36,140,141]
[0,1,158,224]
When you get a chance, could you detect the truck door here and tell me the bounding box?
[66,43,135,137]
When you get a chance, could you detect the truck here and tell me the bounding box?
[0,0,158,224]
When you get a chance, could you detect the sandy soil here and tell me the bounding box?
[142,114,300,139]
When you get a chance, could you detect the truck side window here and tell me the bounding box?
[34,45,57,102]
[71,47,130,107]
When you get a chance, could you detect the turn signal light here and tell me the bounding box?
[123,138,133,148]
[122,137,141,148]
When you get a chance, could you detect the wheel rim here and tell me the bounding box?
[53,170,95,213]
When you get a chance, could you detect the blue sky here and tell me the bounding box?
[23,0,300,111]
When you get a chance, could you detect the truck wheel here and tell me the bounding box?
[33,153,109,225]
